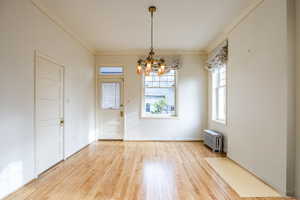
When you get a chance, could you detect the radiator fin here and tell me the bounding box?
[203,129,223,152]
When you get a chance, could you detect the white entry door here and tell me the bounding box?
[98,79,124,140]
[35,53,64,175]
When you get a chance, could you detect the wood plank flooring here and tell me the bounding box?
[4,141,294,200]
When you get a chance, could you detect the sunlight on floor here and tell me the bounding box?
[206,158,281,198]
[0,161,24,199]
[143,160,177,200]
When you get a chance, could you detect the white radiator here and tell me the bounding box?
[203,129,223,152]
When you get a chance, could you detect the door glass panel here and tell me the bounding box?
[101,82,120,109]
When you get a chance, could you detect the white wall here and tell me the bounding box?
[96,54,207,141]
[227,0,294,194]
[208,0,295,195]
[295,0,300,198]
[0,0,95,198]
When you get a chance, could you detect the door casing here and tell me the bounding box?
[96,72,125,140]
[34,50,65,177]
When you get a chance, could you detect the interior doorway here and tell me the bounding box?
[35,51,65,175]
[97,66,125,140]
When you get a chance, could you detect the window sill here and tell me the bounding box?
[141,115,179,120]
[212,119,226,125]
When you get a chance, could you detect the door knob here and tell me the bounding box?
[60,119,64,127]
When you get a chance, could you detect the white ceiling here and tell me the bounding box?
[39,0,255,52]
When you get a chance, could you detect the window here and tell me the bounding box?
[212,65,226,123]
[99,66,123,75]
[101,82,120,109]
[142,70,177,117]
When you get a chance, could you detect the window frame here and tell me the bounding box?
[212,65,227,124]
[140,70,179,119]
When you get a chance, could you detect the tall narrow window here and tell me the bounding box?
[212,65,226,123]
[142,70,177,117]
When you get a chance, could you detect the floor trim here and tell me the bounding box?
[65,143,92,160]
[123,140,203,142]
[98,139,124,141]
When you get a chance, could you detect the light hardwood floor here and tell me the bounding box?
[5,141,294,200]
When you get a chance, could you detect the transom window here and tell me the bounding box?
[99,66,123,75]
[212,65,226,123]
[142,70,177,117]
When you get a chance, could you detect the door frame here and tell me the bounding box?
[34,50,66,177]
[96,65,125,140]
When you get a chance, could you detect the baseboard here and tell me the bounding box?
[286,191,295,198]
[64,143,92,160]
[98,139,123,141]
[123,139,203,142]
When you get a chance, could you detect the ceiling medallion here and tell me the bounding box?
[136,6,179,76]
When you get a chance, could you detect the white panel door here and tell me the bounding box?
[98,79,124,140]
[35,54,64,175]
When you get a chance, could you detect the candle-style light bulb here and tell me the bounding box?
[146,62,152,70]
[158,68,163,76]
[145,70,150,76]
[136,65,142,74]
[160,64,165,73]
[145,62,152,74]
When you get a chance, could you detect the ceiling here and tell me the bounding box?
[38,0,255,52]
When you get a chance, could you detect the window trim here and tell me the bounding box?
[140,71,179,119]
[212,65,227,125]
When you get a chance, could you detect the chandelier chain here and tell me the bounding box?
[136,6,179,75]
[151,9,154,53]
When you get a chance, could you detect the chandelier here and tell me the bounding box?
[137,6,179,76]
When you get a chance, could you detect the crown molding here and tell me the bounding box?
[30,0,262,57]
[205,0,265,53]
[95,49,207,56]
[30,0,96,55]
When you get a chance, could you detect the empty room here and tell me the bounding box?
[1,0,300,199]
